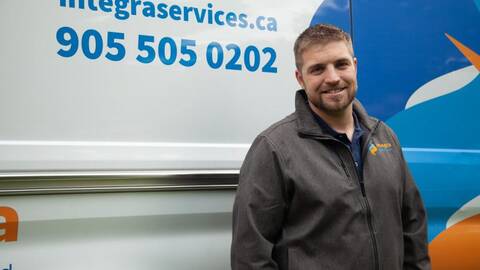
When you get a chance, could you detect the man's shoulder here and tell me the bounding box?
[371,120,404,150]
[257,112,297,143]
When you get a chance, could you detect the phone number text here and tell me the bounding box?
[56,26,278,73]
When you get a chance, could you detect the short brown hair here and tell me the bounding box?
[294,24,353,70]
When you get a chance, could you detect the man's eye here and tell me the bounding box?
[311,67,324,74]
[336,62,350,69]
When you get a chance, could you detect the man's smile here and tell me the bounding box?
[321,87,348,94]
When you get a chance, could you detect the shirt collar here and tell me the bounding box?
[310,107,364,142]
[295,90,378,136]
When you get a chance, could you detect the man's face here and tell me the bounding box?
[295,41,357,116]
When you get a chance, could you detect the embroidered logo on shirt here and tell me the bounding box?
[368,143,392,156]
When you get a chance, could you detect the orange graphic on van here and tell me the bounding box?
[429,214,480,269]
[445,33,480,71]
[0,206,19,242]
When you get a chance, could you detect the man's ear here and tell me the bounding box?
[353,57,358,71]
[295,69,305,89]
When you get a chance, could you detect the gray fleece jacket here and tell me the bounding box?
[231,90,430,270]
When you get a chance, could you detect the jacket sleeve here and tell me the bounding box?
[389,128,431,270]
[231,135,287,270]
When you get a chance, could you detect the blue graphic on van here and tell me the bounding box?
[309,0,351,35]
[311,0,480,243]
[311,0,480,120]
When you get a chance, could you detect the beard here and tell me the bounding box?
[310,85,357,115]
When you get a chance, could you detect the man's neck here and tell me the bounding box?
[309,102,355,139]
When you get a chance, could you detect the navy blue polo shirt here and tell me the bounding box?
[312,110,365,176]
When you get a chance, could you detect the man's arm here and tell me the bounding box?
[389,128,431,270]
[231,135,287,270]
[401,163,431,270]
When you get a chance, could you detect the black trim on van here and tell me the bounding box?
[0,170,239,195]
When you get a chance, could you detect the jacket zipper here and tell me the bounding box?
[358,121,381,270]
[313,121,381,270]
[344,143,379,270]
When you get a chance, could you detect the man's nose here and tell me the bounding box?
[324,66,340,84]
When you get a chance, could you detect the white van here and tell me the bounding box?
[1,0,479,269]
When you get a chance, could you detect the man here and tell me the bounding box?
[231,24,430,270]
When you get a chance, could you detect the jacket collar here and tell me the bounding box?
[295,89,378,137]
